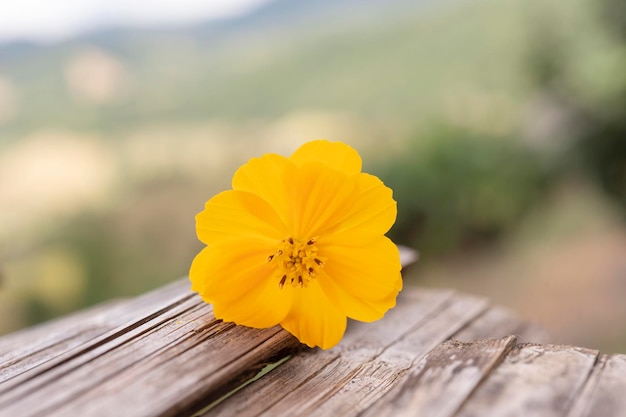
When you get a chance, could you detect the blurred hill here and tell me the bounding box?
[0,0,537,139]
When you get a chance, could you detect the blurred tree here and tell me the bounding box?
[573,0,626,210]
[373,128,550,257]
[523,0,626,212]
[601,0,626,40]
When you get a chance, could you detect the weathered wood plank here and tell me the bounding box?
[4,246,582,417]
[360,336,517,417]
[0,245,417,382]
[398,245,419,268]
[204,290,490,417]
[53,326,297,417]
[304,293,490,417]
[0,291,300,417]
[568,353,626,417]
[0,248,434,417]
[0,279,191,383]
[455,343,598,417]
[453,305,551,344]
[205,288,455,417]
[0,299,124,357]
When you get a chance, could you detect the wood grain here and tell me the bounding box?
[0,279,191,383]
[360,337,517,417]
[454,305,551,344]
[1,247,623,417]
[206,288,457,417]
[455,343,598,417]
[206,290,490,417]
[568,353,626,417]
[0,281,300,417]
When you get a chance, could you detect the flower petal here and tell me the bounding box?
[318,236,402,322]
[213,275,293,328]
[189,246,215,304]
[317,270,400,323]
[196,190,286,245]
[191,239,293,328]
[289,140,362,176]
[322,173,397,242]
[190,239,267,300]
[286,161,359,238]
[280,280,347,349]
[232,153,293,226]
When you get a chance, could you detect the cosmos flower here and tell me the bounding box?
[190,140,402,349]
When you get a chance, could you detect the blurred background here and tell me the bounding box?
[0,0,625,352]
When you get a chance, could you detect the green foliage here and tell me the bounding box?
[0,0,531,140]
[373,128,550,256]
[536,0,626,213]
[601,0,626,40]
[574,99,626,211]
[586,2,626,205]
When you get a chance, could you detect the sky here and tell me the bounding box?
[0,0,274,44]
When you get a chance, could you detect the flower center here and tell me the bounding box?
[267,237,325,288]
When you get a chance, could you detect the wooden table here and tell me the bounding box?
[1,252,625,416]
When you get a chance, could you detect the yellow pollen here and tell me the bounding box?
[268,236,325,288]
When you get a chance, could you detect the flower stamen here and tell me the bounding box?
[268,236,326,288]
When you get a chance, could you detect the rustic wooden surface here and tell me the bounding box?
[0,249,624,417]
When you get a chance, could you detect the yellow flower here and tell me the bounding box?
[189,140,402,349]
